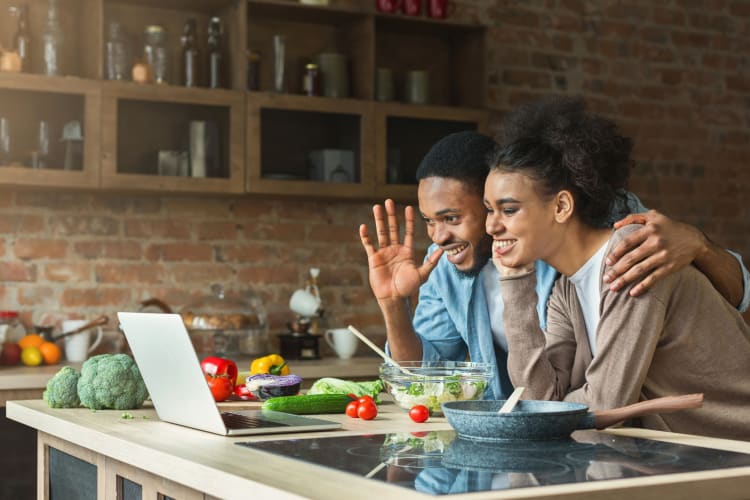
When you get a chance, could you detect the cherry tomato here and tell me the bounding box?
[357,401,378,420]
[357,395,375,405]
[205,373,233,402]
[345,401,360,418]
[409,404,430,423]
[233,384,256,401]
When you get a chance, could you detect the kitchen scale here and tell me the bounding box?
[237,430,750,495]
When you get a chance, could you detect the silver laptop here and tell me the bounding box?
[117,312,341,436]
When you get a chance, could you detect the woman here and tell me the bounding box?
[484,96,750,441]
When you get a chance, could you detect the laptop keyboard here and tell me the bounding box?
[221,412,289,429]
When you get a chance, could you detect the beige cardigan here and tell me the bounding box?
[501,224,750,441]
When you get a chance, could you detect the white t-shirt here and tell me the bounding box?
[568,240,610,356]
[480,261,508,352]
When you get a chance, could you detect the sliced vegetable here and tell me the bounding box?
[307,377,384,400]
[245,374,302,400]
[233,384,256,401]
[262,393,355,414]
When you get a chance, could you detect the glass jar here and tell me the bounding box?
[180,284,268,356]
[0,311,25,344]
[302,63,320,96]
[143,25,169,84]
[42,0,64,76]
[105,21,131,81]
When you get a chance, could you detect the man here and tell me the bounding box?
[359,131,749,400]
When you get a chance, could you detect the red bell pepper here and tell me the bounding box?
[200,356,238,402]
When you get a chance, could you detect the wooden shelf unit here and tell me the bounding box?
[0,73,100,189]
[0,0,489,200]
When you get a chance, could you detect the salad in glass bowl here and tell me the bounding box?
[379,361,492,416]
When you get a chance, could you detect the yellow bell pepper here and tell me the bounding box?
[250,354,290,376]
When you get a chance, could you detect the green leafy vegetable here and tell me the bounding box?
[43,366,81,408]
[77,354,149,410]
[121,412,134,419]
[407,382,424,396]
[307,378,384,399]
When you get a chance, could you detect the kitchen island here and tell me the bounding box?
[8,398,750,500]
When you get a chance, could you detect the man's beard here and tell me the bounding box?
[455,239,492,277]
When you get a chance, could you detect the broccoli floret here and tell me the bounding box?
[77,354,149,410]
[43,366,81,408]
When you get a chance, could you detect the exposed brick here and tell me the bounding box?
[237,266,299,285]
[0,215,44,234]
[502,69,552,89]
[44,263,93,282]
[49,215,119,236]
[166,264,235,285]
[671,30,712,48]
[95,263,166,284]
[725,75,750,92]
[163,198,230,218]
[242,222,308,242]
[0,191,13,208]
[17,286,55,306]
[653,7,687,26]
[74,241,143,260]
[497,7,541,28]
[0,262,36,282]
[124,219,192,239]
[197,221,240,241]
[231,199,276,219]
[13,239,68,260]
[145,243,213,262]
[60,288,132,307]
[219,243,280,263]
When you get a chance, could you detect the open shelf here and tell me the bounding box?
[100,82,244,193]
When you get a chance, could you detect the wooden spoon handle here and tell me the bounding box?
[593,393,704,429]
[53,315,109,341]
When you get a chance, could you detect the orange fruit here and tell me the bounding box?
[20,346,43,366]
[38,341,62,365]
[17,334,45,350]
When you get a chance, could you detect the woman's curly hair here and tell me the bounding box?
[490,96,633,227]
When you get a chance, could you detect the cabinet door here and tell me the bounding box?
[374,102,488,201]
[0,74,100,189]
[100,83,244,194]
[246,93,375,198]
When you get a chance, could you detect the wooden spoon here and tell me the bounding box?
[347,325,418,376]
[498,386,525,414]
[52,315,109,342]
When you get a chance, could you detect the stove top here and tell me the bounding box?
[238,430,750,495]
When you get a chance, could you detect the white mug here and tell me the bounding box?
[62,319,103,363]
[325,328,358,359]
[289,289,321,317]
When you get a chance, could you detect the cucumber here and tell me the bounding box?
[261,394,354,414]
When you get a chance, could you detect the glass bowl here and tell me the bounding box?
[379,361,492,416]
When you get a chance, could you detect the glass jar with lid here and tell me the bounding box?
[0,311,25,344]
[180,284,268,357]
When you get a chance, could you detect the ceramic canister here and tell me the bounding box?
[315,52,349,98]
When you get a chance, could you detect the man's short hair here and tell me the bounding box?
[415,131,496,196]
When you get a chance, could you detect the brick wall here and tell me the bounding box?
[0,191,430,350]
[1,0,748,346]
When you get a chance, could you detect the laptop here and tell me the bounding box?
[117,312,342,436]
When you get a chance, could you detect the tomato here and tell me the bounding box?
[357,401,378,420]
[205,373,233,402]
[357,395,375,405]
[345,401,360,418]
[409,404,430,423]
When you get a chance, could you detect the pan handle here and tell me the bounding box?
[593,393,704,430]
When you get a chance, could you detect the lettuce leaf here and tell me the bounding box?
[307,377,384,400]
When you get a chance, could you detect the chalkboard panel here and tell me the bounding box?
[49,448,96,500]
[121,477,142,499]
